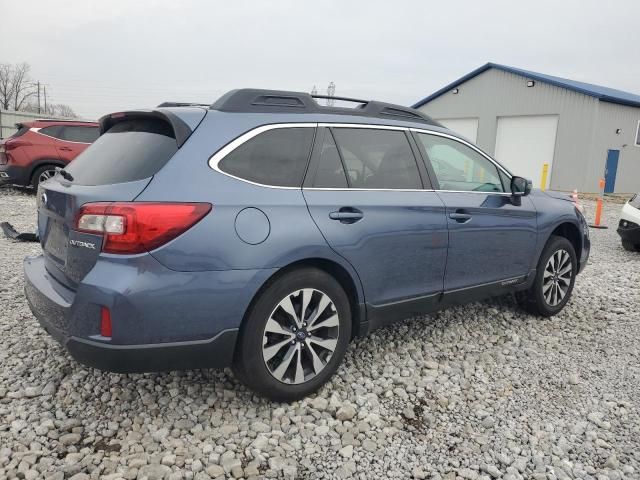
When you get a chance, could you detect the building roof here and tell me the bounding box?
[412,62,640,109]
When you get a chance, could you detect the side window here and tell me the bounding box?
[38,126,63,139]
[312,130,348,188]
[417,133,504,192]
[331,128,422,189]
[218,127,314,187]
[60,126,100,143]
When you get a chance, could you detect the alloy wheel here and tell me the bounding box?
[542,249,572,306]
[38,168,57,184]
[262,288,340,384]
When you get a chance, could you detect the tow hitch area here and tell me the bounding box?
[1,222,39,242]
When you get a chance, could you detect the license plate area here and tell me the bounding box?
[43,218,68,264]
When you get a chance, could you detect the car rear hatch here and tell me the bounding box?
[0,123,30,164]
[37,108,206,289]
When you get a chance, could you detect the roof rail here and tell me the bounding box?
[311,94,368,104]
[210,89,438,125]
[157,102,210,108]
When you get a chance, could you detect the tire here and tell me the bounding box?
[31,165,58,189]
[233,268,352,402]
[621,240,640,252]
[517,235,577,317]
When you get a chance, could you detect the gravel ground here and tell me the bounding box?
[0,187,638,480]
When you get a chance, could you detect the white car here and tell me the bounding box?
[618,194,640,252]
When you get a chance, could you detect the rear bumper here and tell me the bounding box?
[0,164,30,186]
[38,317,237,373]
[23,254,272,373]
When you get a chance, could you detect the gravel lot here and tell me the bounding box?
[0,187,638,480]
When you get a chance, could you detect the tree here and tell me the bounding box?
[0,62,78,117]
[54,104,77,118]
[0,63,14,110]
[0,62,37,111]
[10,63,36,111]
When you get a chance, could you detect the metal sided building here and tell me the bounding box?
[412,63,640,194]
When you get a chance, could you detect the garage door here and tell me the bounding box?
[494,115,558,189]
[437,118,479,143]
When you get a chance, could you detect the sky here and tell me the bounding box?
[1,0,639,120]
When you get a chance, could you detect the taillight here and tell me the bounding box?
[75,202,211,254]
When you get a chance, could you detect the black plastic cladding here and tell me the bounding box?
[209,88,440,126]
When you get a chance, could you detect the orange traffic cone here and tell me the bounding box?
[589,179,608,229]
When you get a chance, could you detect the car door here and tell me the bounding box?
[302,126,448,328]
[413,130,537,292]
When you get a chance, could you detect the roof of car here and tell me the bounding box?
[161,89,441,127]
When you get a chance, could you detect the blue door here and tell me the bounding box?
[604,150,619,193]
[413,132,538,291]
[302,127,448,328]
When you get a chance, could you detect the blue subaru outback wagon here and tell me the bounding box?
[24,89,590,401]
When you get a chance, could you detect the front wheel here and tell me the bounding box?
[233,268,352,402]
[517,235,577,317]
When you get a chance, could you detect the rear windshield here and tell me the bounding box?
[8,125,29,139]
[64,118,178,185]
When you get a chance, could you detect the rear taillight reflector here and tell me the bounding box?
[100,306,112,338]
[75,202,211,254]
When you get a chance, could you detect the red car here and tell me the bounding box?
[0,119,99,189]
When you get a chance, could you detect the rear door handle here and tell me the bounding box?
[329,208,363,224]
[449,211,472,223]
[59,146,73,151]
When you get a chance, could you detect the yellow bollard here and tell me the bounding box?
[540,163,549,191]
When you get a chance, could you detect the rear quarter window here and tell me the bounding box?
[217,127,315,187]
[64,118,178,186]
[38,126,64,139]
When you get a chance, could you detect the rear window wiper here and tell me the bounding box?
[55,167,74,182]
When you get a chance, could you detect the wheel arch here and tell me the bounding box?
[240,257,367,342]
[549,221,582,261]
[29,159,66,183]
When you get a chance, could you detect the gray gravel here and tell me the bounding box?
[0,187,638,480]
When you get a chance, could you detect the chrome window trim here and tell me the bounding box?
[409,127,513,179]
[30,127,93,145]
[208,123,316,190]
[207,122,514,193]
[318,123,407,131]
[305,187,435,192]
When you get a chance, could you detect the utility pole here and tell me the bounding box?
[43,85,47,115]
[37,81,41,114]
[327,82,335,107]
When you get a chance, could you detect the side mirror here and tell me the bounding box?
[511,176,532,196]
